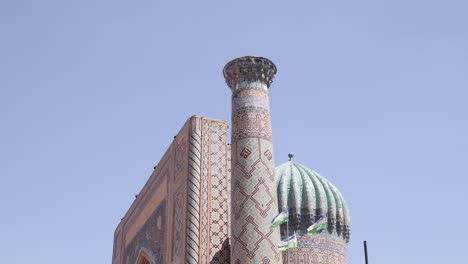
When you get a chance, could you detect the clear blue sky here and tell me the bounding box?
[1,0,467,263]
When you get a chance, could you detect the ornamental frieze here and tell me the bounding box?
[232,109,272,140]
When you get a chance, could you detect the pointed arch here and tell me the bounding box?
[136,251,153,264]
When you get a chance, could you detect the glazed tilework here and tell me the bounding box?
[113,56,350,264]
[231,138,282,263]
[208,121,230,263]
[282,234,347,264]
[186,117,202,264]
[232,89,270,112]
[124,199,167,264]
[172,186,185,263]
[225,57,283,264]
[201,119,211,263]
[174,135,188,183]
[186,116,231,263]
[232,109,272,141]
[276,161,351,242]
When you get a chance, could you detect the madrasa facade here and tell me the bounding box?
[112,56,351,264]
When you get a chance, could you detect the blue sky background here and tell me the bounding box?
[1,0,467,263]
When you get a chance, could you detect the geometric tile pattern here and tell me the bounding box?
[172,186,185,262]
[231,137,282,263]
[113,116,230,264]
[174,135,188,183]
[224,56,283,264]
[187,116,231,263]
[282,234,347,264]
[201,119,210,263]
[123,199,167,264]
[207,120,230,263]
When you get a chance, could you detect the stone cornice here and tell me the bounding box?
[223,56,277,89]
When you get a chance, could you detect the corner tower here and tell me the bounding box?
[223,56,283,264]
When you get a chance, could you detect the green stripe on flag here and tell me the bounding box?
[271,216,288,228]
[278,235,297,251]
[278,240,297,251]
[307,213,328,235]
[307,222,327,235]
[270,209,289,228]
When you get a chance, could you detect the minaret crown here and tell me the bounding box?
[223,56,277,89]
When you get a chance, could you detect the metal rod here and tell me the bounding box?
[293,229,297,264]
[364,240,369,264]
[287,221,289,263]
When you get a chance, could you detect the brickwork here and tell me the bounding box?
[112,116,230,264]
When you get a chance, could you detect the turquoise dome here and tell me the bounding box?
[276,154,351,242]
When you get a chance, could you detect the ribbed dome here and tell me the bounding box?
[276,154,351,242]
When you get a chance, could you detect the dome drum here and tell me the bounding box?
[280,208,323,235]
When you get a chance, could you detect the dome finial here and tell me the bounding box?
[288,152,294,161]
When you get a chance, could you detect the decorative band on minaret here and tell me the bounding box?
[223,56,283,264]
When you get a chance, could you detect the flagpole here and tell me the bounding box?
[286,220,289,264]
[364,240,369,264]
[293,229,297,264]
[325,214,329,263]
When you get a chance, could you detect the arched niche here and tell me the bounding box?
[137,252,152,264]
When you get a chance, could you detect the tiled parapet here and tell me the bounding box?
[224,56,283,264]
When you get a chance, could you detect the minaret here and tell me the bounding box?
[223,56,283,263]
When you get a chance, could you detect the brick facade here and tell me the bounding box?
[112,116,230,264]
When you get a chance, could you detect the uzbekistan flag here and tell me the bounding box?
[307,213,328,235]
[270,209,289,228]
[278,234,298,251]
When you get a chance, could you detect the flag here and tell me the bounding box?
[270,209,289,228]
[278,235,297,251]
[307,213,328,235]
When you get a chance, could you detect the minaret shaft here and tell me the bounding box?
[224,56,282,263]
